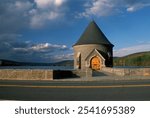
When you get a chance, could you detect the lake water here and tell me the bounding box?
[114,66,150,68]
[0,66,74,70]
[0,66,149,70]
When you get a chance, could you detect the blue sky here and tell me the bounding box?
[0,0,150,63]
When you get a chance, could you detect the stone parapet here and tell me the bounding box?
[0,68,149,80]
[0,69,82,80]
[102,67,150,76]
[0,69,53,80]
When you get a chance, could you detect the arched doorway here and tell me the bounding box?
[90,56,101,70]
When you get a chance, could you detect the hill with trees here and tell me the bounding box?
[113,51,150,67]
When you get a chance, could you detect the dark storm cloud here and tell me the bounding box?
[0,0,33,33]
[0,0,32,61]
[0,0,72,62]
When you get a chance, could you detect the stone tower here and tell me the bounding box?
[73,21,114,71]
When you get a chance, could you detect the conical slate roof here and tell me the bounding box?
[74,21,114,46]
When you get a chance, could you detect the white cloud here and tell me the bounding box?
[29,10,61,28]
[29,0,66,28]
[34,0,65,8]
[78,0,116,17]
[114,43,150,57]
[55,0,65,6]
[13,43,67,53]
[31,43,50,51]
[34,0,53,8]
[31,43,67,51]
[14,1,33,11]
[78,0,150,18]
[126,3,150,12]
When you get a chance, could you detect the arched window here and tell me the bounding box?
[76,52,81,69]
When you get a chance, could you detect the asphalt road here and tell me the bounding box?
[0,79,150,101]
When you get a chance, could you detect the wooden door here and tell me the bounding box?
[91,56,101,70]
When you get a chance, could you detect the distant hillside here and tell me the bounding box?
[113,51,150,66]
[0,59,73,67]
[0,59,21,66]
[53,60,73,66]
[0,59,53,66]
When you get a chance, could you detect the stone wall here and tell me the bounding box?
[0,69,53,80]
[72,68,92,78]
[0,69,82,80]
[0,68,149,80]
[102,67,150,76]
